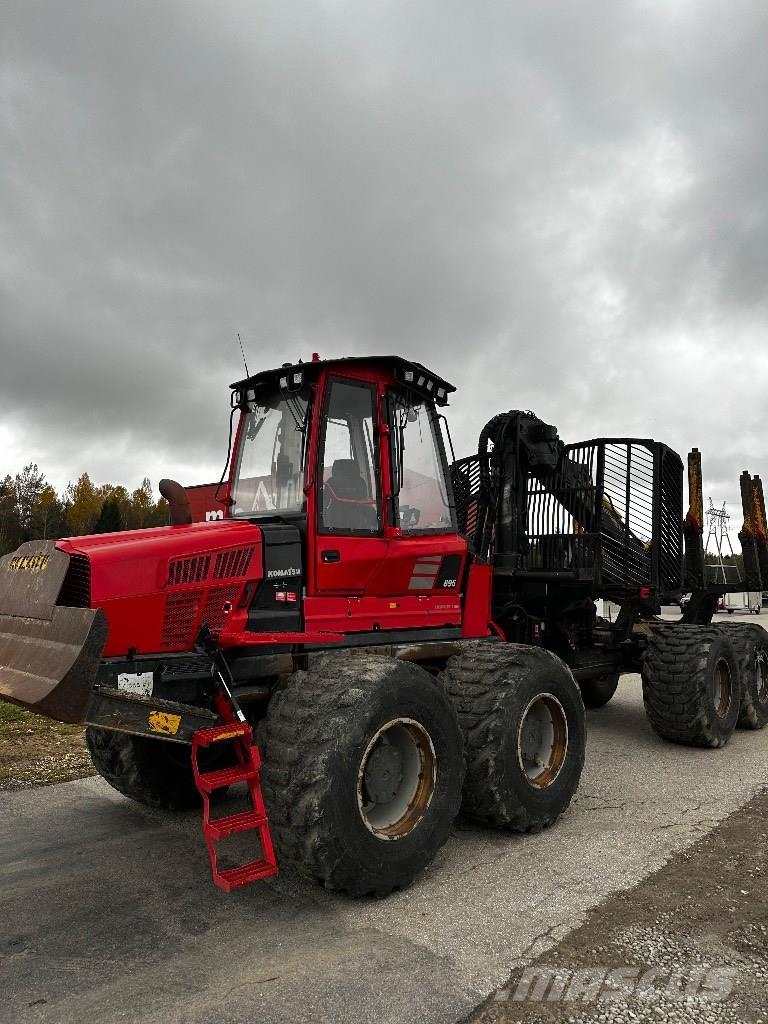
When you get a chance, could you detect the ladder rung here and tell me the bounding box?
[196,765,259,792]
[216,858,278,892]
[206,810,268,841]
[194,723,251,747]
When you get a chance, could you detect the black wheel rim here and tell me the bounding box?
[713,657,733,719]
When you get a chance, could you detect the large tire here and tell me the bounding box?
[442,641,586,832]
[86,728,202,810]
[718,624,768,730]
[579,672,620,709]
[261,654,464,897]
[642,626,742,747]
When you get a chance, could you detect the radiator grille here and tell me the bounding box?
[213,547,255,580]
[167,554,211,586]
[161,590,203,648]
[165,547,255,587]
[200,585,241,636]
[58,555,91,607]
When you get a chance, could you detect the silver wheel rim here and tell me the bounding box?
[357,718,436,840]
[517,693,569,789]
[713,657,733,719]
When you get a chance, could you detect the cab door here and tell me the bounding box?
[305,376,467,636]
[310,376,388,603]
[362,389,467,630]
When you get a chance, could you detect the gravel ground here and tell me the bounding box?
[1,607,767,1024]
[471,786,768,1024]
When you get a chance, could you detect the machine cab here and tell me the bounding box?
[228,356,477,639]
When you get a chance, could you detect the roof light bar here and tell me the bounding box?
[395,364,452,405]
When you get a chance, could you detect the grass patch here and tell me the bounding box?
[0,702,27,724]
[0,702,95,790]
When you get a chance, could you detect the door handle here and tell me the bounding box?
[321,549,341,563]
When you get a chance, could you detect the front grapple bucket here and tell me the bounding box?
[0,541,107,723]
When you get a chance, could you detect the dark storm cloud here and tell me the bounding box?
[2,0,768,524]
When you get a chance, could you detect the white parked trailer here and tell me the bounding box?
[722,591,762,614]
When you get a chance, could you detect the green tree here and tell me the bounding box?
[30,485,64,540]
[0,476,21,555]
[98,484,131,530]
[65,473,103,536]
[148,496,170,527]
[94,497,122,534]
[128,477,155,529]
[14,463,46,533]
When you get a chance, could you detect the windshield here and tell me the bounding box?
[231,390,309,517]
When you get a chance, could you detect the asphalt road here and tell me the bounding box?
[2,612,768,1024]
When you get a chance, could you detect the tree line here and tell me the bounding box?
[0,463,169,557]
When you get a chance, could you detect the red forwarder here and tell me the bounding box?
[1,353,766,896]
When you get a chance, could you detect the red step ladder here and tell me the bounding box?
[191,722,278,892]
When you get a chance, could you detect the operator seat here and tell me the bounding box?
[324,459,378,531]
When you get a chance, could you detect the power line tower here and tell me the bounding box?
[704,498,736,584]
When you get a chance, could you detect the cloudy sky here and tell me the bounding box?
[2,1,767,526]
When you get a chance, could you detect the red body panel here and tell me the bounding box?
[461,564,494,638]
[304,593,462,633]
[57,521,264,657]
[185,483,230,523]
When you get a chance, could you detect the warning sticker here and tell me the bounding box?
[148,711,182,736]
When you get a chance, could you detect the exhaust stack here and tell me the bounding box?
[159,479,193,526]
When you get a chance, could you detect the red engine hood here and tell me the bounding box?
[57,520,264,606]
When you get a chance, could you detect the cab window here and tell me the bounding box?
[231,390,308,516]
[390,396,453,532]
[319,379,380,534]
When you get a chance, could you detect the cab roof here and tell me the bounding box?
[231,355,456,407]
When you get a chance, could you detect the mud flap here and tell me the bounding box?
[0,540,107,723]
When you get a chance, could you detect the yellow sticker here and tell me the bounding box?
[148,711,181,736]
[212,729,244,742]
[7,554,50,573]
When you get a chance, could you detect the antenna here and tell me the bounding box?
[237,333,250,379]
